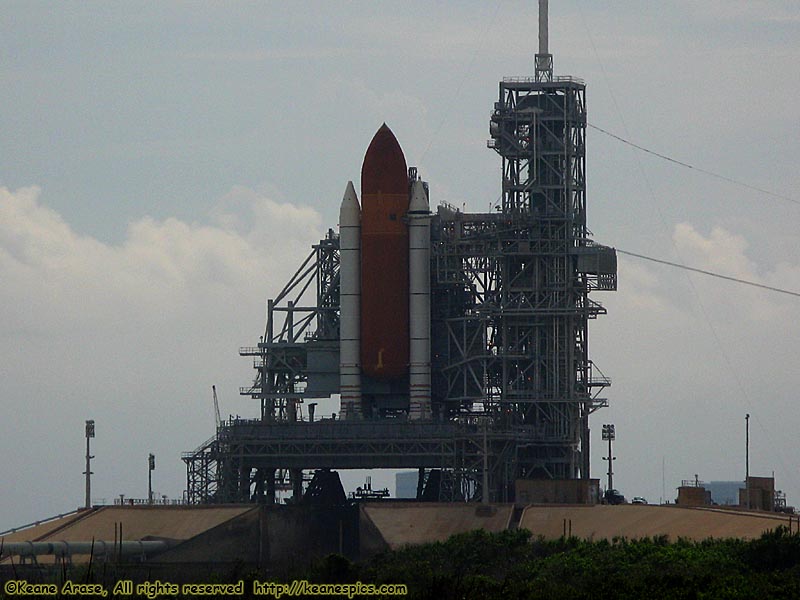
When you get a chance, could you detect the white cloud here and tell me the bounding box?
[593,220,800,505]
[0,185,322,528]
[673,223,756,279]
[0,185,321,330]
[672,222,792,322]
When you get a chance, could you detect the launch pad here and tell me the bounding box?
[183,14,617,505]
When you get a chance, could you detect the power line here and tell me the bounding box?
[589,123,800,207]
[616,248,800,299]
[575,1,794,477]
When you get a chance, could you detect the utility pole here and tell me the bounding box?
[602,424,616,492]
[745,414,750,510]
[148,453,156,505]
[83,420,95,509]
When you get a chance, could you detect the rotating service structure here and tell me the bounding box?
[184,51,617,505]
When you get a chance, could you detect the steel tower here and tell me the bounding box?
[183,5,617,504]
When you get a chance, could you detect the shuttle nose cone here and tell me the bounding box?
[362,124,408,195]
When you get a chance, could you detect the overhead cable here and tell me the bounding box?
[616,248,800,299]
[589,123,799,207]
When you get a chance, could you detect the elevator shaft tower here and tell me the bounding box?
[479,72,613,479]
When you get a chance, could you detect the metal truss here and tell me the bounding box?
[182,435,219,505]
[239,229,340,421]
[445,75,615,480]
[186,418,522,503]
[184,75,617,504]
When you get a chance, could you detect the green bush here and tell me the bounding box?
[335,528,800,599]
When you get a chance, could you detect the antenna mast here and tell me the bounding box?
[535,0,553,81]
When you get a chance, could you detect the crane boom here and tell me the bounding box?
[212,385,221,428]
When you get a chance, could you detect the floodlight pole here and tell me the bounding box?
[148,453,156,505]
[745,414,750,510]
[602,424,616,492]
[84,420,95,509]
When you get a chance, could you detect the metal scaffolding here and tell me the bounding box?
[184,71,616,505]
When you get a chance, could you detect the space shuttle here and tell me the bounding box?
[338,124,431,421]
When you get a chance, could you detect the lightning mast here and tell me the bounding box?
[535,0,553,82]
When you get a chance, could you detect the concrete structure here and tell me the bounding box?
[362,503,514,549]
[2,502,793,582]
[1,504,358,578]
[517,504,791,542]
[677,485,712,507]
[515,479,600,505]
[0,507,251,547]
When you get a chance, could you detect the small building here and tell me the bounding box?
[739,476,775,511]
[676,479,712,507]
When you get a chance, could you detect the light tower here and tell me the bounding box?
[602,423,616,492]
[83,420,95,509]
[486,0,615,480]
[745,413,750,510]
[148,453,156,504]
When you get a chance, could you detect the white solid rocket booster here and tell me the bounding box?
[408,179,432,420]
[339,181,361,419]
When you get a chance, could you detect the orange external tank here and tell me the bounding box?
[360,124,409,380]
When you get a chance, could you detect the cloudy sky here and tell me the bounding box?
[2,1,799,529]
